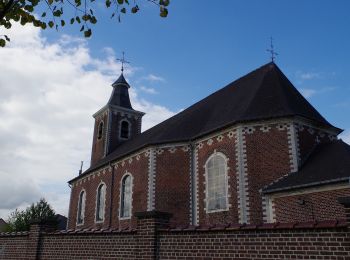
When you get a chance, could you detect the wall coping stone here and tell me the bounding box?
[158,219,347,232]
[135,211,173,219]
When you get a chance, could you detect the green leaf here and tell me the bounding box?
[160,0,170,6]
[131,5,139,13]
[90,16,97,24]
[61,20,65,26]
[41,12,46,17]
[121,7,126,13]
[48,21,54,28]
[70,18,75,24]
[0,39,6,47]
[117,0,124,4]
[84,29,92,37]
[4,35,10,42]
[105,0,111,8]
[160,6,168,17]
[76,16,81,23]
[80,25,85,31]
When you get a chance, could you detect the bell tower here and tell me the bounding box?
[90,73,145,166]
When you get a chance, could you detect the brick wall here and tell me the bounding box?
[155,146,191,226]
[0,233,28,259]
[158,223,350,260]
[274,187,350,222]
[1,206,350,260]
[244,123,291,224]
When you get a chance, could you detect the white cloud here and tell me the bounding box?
[299,72,320,80]
[340,131,350,144]
[140,86,158,94]
[299,88,317,98]
[143,74,165,82]
[0,24,175,219]
[299,86,336,99]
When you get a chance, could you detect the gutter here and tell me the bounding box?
[262,177,350,195]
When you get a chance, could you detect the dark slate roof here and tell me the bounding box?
[55,214,68,230]
[263,139,350,194]
[0,218,7,230]
[70,62,340,182]
[108,74,133,109]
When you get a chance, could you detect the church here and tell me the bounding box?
[67,62,350,230]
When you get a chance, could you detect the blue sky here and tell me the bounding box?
[44,0,350,130]
[0,0,349,219]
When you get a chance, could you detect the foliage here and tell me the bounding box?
[5,198,57,232]
[0,0,170,46]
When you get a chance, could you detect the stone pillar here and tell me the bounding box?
[338,196,350,227]
[135,211,172,260]
[26,220,57,260]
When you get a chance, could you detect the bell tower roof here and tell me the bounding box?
[108,74,133,109]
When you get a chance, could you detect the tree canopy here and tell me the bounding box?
[0,0,170,46]
[3,198,57,232]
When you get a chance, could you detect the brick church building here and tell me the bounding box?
[67,62,350,230]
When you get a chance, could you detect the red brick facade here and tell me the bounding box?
[274,187,350,222]
[69,117,347,231]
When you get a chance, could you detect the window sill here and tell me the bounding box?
[206,208,229,214]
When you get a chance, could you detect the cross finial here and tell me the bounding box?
[116,51,130,74]
[266,37,278,62]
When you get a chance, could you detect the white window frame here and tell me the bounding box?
[119,172,133,220]
[205,152,229,213]
[95,182,107,223]
[119,119,131,140]
[76,189,86,226]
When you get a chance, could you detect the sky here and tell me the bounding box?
[0,0,350,219]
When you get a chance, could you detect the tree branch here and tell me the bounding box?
[0,0,16,22]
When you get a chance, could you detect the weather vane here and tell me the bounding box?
[116,51,130,74]
[266,37,278,62]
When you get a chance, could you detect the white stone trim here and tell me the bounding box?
[147,148,156,211]
[76,189,86,227]
[104,109,111,157]
[94,181,107,223]
[118,172,134,220]
[235,127,250,224]
[262,194,275,223]
[194,146,199,225]
[287,123,299,172]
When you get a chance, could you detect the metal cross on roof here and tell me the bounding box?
[116,51,130,73]
[266,37,278,62]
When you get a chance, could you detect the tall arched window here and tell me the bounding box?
[120,120,130,139]
[205,153,228,212]
[120,175,132,218]
[77,190,86,225]
[97,121,104,140]
[95,183,106,222]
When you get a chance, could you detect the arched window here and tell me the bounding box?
[97,121,104,140]
[120,175,132,218]
[120,120,130,139]
[95,183,106,222]
[205,153,228,212]
[77,190,86,225]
